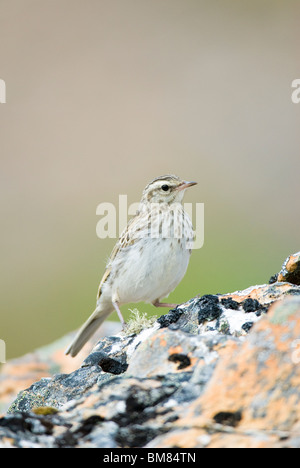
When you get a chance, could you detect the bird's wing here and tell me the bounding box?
[96,211,149,300]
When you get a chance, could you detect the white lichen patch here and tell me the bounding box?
[122,309,158,336]
[221,308,260,335]
[197,303,261,337]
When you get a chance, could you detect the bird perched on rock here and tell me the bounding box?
[66,175,197,357]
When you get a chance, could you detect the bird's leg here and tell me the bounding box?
[112,300,126,327]
[152,299,178,309]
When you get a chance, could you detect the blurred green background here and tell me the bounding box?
[0,0,299,359]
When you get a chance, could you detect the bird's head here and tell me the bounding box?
[141,175,197,205]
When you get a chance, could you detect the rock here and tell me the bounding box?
[276,252,300,285]
[7,333,134,415]
[1,255,300,448]
[159,282,299,337]
[0,322,120,415]
[149,295,300,448]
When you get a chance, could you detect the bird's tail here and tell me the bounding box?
[65,303,113,357]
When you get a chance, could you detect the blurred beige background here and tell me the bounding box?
[0,0,299,359]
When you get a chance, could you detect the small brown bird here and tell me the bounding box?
[66,175,197,357]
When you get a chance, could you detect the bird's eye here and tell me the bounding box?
[161,184,169,192]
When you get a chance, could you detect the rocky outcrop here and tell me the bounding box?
[270,251,300,285]
[0,322,120,416]
[1,252,300,448]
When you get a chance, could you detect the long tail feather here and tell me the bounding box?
[65,304,113,357]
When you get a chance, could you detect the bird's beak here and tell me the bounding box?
[176,180,197,191]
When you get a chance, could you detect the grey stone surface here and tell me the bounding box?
[1,270,300,448]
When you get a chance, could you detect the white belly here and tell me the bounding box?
[111,236,191,304]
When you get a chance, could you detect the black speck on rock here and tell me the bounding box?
[241,322,254,333]
[73,415,104,437]
[197,295,222,324]
[220,297,240,310]
[213,410,242,427]
[242,298,261,313]
[0,412,55,437]
[269,273,278,284]
[84,351,128,375]
[168,353,191,370]
[116,425,163,448]
[98,354,128,375]
[0,414,33,433]
[157,307,183,328]
[55,429,77,448]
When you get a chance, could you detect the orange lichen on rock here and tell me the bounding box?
[175,297,300,443]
